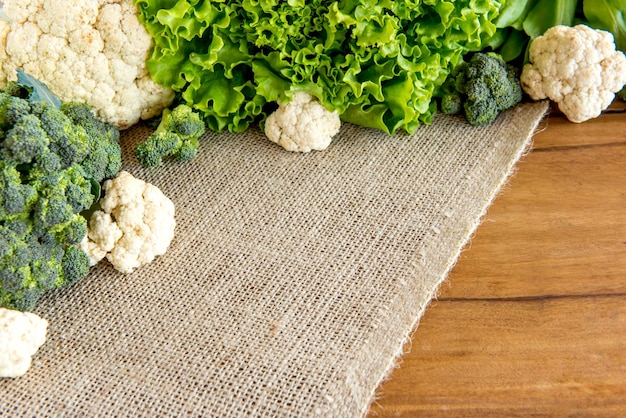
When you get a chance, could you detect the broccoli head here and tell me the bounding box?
[135,104,206,167]
[439,52,523,126]
[0,72,122,311]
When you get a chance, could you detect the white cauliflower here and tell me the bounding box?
[264,91,341,152]
[0,308,48,378]
[521,24,626,123]
[80,171,176,274]
[0,0,175,129]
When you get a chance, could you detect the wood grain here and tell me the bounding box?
[367,101,626,417]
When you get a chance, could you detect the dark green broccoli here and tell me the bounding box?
[0,216,90,311]
[30,100,90,168]
[0,163,38,219]
[3,114,49,164]
[48,214,88,246]
[61,102,122,182]
[135,104,206,167]
[439,52,523,126]
[0,91,31,128]
[0,72,122,311]
[60,245,90,285]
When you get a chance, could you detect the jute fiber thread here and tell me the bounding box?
[1,101,548,417]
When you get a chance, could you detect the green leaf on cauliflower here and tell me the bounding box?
[16,69,62,109]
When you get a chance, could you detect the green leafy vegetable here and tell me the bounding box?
[522,0,578,38]
[134,0,507,134]
[583,0,626,52]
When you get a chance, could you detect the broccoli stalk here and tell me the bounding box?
[134,104,206,167]
[0,72,122,311]
[439,52,523,126]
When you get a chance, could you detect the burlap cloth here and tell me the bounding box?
[2,102,548,417]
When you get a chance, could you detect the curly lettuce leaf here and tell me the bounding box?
[134,0,506,134]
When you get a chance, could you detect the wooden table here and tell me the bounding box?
[367,101,626,417]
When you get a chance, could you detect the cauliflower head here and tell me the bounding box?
[521,25,626,123]
[0,0,175,129]
[80,171,176,274]
[1,308,48,378]
[264,92,341,152]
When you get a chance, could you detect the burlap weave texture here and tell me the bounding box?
[1,102,548,417]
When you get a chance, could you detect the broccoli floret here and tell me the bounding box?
[0,92,31,128]
[0,73,122,311]
[61,102,122,182]
[32,194,74,229]
[464,97,499,127]
[440,92,462,115]
[135,104,206,167]
[30,100,90,168]
[2,81,32,100]
[3,114,49,164]
[0,217,89,311]
[58,166,95,213]
[135,131,182,167]
[440,52,523,126]
[48,214,88,246]
[60,245,90,285]
[0,162,38,220]
[30,167,94,228]
[33,150,63,175]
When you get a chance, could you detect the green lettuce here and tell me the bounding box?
[134,0,506,134]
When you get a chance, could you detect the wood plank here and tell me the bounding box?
[368,296,626,417]
[534,110,626,149]
[441,142,626,300]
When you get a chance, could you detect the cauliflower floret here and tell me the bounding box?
[0,0,175,129]
[0,308,48,378]
[521,24,626,123]
[80,210,123,266]
[264,91,341,152]
[0,19,10,66]
[81,171,176,274]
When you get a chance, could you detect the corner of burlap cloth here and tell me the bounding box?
[1,101,549,417]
